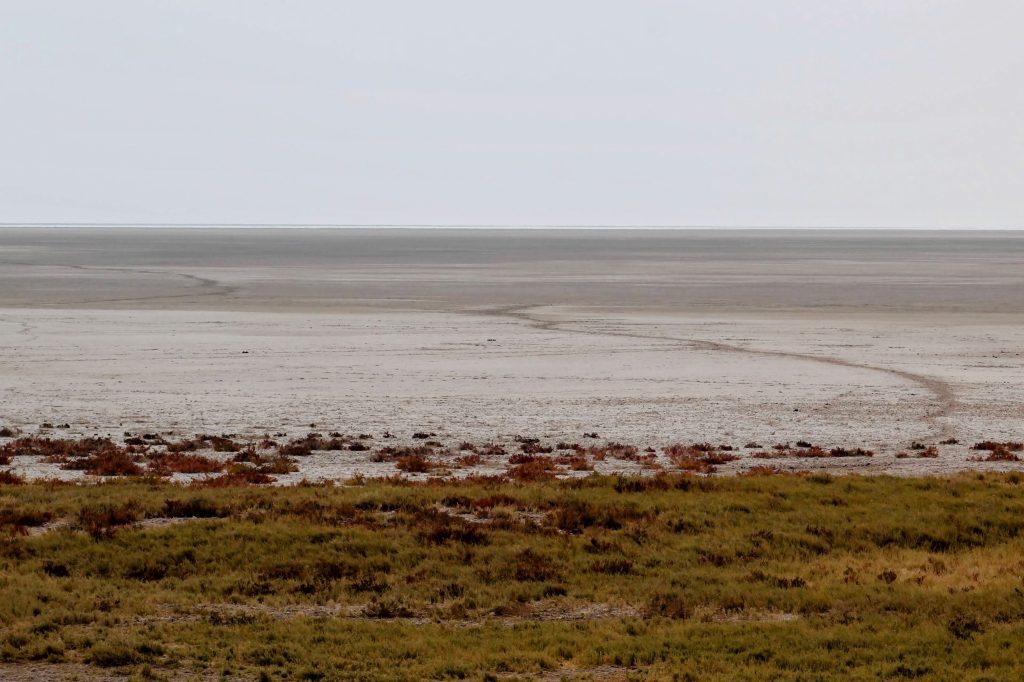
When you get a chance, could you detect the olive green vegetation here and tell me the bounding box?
[2,473,1024,680]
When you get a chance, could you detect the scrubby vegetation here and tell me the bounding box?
[1,474,1024,679]
[971,441,1024,462]
[6,433,1020,487]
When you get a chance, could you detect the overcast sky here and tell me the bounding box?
[1,1,1021,227]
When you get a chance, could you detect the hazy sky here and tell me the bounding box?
[2,1,1021,227]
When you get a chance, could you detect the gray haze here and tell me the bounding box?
[2,1,1022,227]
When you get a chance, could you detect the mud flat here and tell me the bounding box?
[1,228,1022,477]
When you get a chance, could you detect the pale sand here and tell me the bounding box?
[1,228,1022,479]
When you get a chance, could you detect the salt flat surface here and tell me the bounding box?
[1,228,1022,478]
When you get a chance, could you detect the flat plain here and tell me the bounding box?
[2,228,1024,681]
[1,228,1022,478]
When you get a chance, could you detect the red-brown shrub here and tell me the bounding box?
[396,454,433,473]
[506,458,558,481]
[62,449,144,476]
[148,452,224,475]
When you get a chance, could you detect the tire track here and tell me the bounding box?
[3,261,239,306]
[478,305,958,440]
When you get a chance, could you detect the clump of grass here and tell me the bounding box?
[972,440,1023,451]
[62,449,144,476]
[469,493,519,509]
[361,598,414,618]
[230,447,298,474]
[0,470,25,485]
[971,450,1021,462]
[0,506,52,534]
[753,446,828,458]
[396,454,434,473]
[78,503,138,538]
[555,453,592,471]
[519,441,553,455]
[665,444,738,473]
[587,442,641,461]
[257,455,299,474]
[645,592,690,619]
[162,434,242,453]
[148,452,224,475]
[828,447,874,457]
[970,441,1024,462]
[754,444,874,459]
[506,458,558,481]
[374,445,436,462]
[163,498,224,518]
[421,524,489,546]
[740,465,788,476]
[1,436,120,463]
[277,434,348,457]
[511,548,560,581]
[455,453,483,467]
[589,558,633,575]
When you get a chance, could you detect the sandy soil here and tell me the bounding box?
[1,228,1022,479]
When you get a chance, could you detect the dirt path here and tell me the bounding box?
[480,304,959,441]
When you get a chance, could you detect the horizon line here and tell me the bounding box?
[0,223,1021,231]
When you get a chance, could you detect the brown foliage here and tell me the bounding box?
[555,454,592,470]
[0,470,26,485]
[506,458,558,481]
[741,466,785,477]
[511,548,560,581]
[972,441,1023,460]
[519,441,553,455]
[664,443,738,473]
[148,452,224,475]
[62,448,144,476]
[373,445,435,462]
[2,436,119,463]
[828,447,874,457]
[588,442,640,461]
[230,447,299,473]
[395,454,433,473]
[277,434,348,457]
[79,503,138,538]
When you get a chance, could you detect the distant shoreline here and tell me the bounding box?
[0,223,1021,231]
